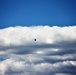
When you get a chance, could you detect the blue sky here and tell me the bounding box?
[0,0,76,28]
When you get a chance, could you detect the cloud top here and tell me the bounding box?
[0,26,76,46]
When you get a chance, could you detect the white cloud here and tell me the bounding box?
[0,25,76,75]
[0,26,76,46]
[0,59,76,75]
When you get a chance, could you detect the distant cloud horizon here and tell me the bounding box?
[0,25,76,75]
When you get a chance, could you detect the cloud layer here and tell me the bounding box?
[0,26,76,75]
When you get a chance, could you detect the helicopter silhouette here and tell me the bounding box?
[34,39,36,41]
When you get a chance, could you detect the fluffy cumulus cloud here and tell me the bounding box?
[0,26,76,75]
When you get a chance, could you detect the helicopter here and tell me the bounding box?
[34,38,36,41]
